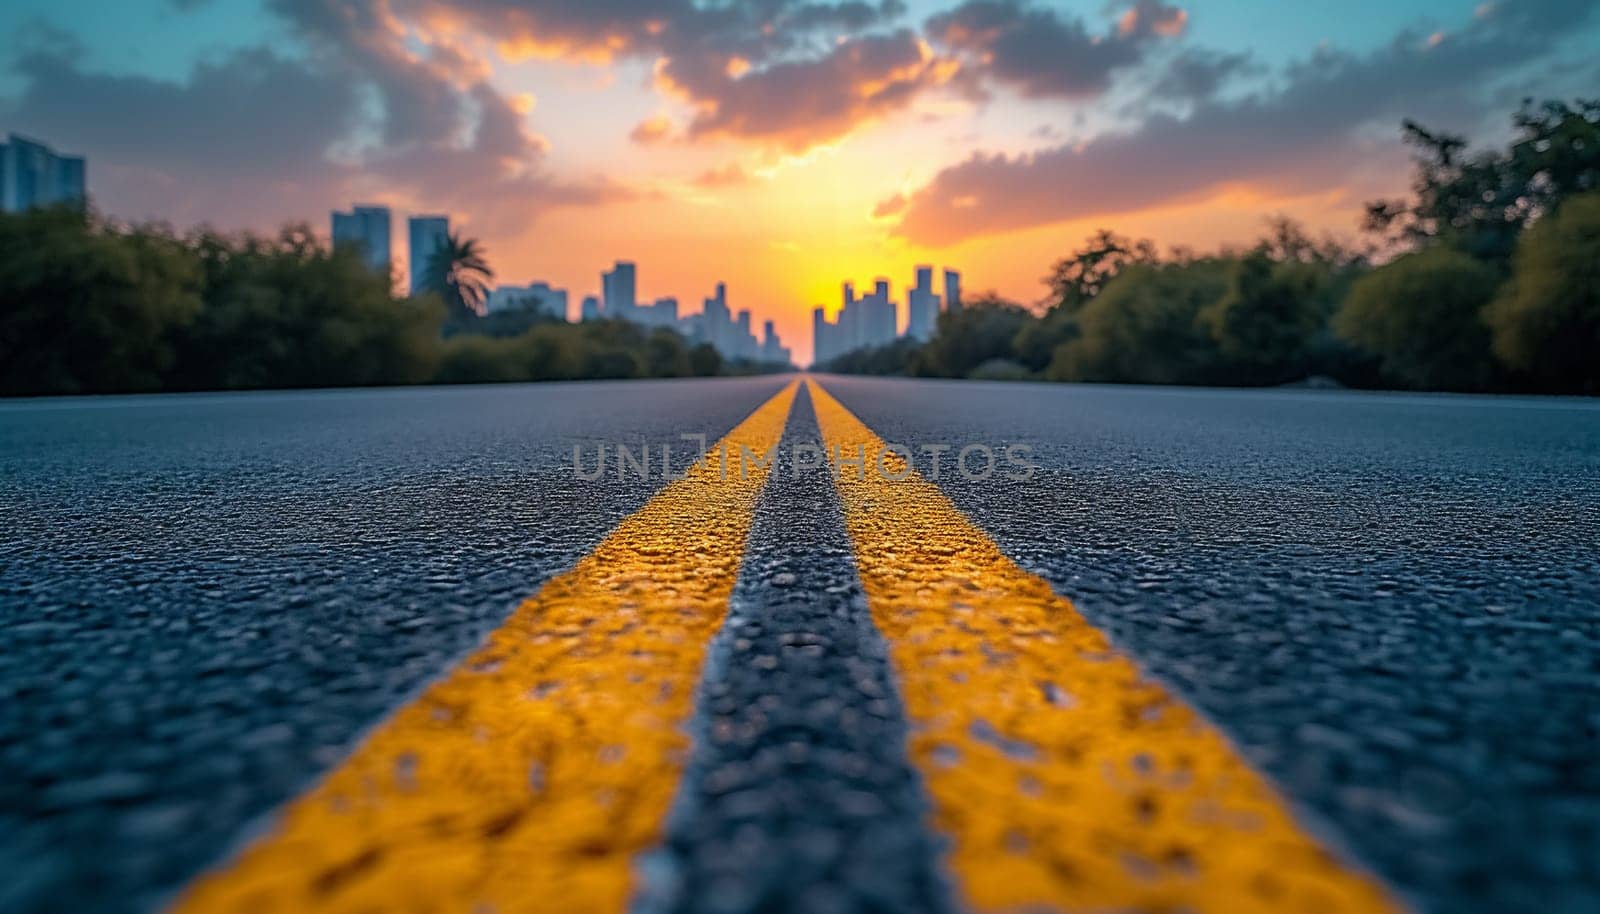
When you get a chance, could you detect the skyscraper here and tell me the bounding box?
[407,215,449,295]
[649,297,679,325]
[944,269,962,314]
[581,295,602,321]
[601,261,637,320]
[331,205,392,275]
[0,134,86,212]
[812,307,831,365]
[760,320,792,365]
[866,279,897,347]
[815,265,963,362]
[907,265,941,341]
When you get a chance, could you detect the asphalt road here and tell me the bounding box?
[2,375,1596,914]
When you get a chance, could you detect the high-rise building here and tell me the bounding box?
[944,269,962,314]
[865,279,897,347]
[581,295,602,321]
[813,278,894,362]
[760,320,792,365]
[645,296,679,326]
[907,265,942,341]
[0,134,86,212]
[332,205,392,275]
[601,261,637,320]
[814,265,962,362]
[812,308,831,365]
[680,282,776,362]
[407,215,449,295]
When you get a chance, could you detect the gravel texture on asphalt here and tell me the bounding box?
[819,375,1600,914]
[636,384,953,914]
[5,375,1598,914]
[0,377,789,914]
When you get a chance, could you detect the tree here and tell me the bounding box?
[644,327,692,377]
[913,296,1032,378]
[1048,260,1229,384]
[815,337,921,375]
[0,206,202,395]
[1200,254,1338,385]
[1486,192,1600,393]
[171,226,441,390]
[1016,230,1160,371]
[1043,229,1160,311]
[688,343,723,377]
[1334,247,1501,391]
[424,230,494,324]
[1365,99,1600,262]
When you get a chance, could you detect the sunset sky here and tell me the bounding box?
[3,0,1598,362]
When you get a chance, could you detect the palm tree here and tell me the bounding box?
[424,230,493,323]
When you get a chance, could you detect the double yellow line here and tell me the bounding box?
[172,378,1402,914]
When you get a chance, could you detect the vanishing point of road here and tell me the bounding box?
[2,375,1596,914]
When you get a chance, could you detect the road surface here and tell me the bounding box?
[1,375,1596,914]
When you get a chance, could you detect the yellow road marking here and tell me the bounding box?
[170,380,799,914]
[807,378,1404,914]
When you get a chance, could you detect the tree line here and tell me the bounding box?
[821,99,1600,395]
[0,210,782,396]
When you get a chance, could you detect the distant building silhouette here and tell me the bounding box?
[813,265,963,364]
[407,215,449,294]
[761,319,792,365]
[1,134,85,212]
[601,261,637,321]
[580,265,786,363]
[331,205,391,275]
[639,296,678,327]
[487,282,568,319]
[906,265,941,341]
[944,268,962,314]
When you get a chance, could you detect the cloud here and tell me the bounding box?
[691,162,750,188]
[1149,47,1257,103]
[1,0,632,232]
[872,192,907,217]
[630,114,674,145]
[1117,0,1187,39]
[665,30,950,150]
[2,45,363,226]
[924,0,1185,99]
[409,0,939,150]
[890,0,1600,246]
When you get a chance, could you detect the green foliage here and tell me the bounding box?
[1486,192,1600,393]
[821,100,1597,395]
[470,304,565,339]
[0,207,202,395]
[814,337,921,375]
[1366,99,1600,262]
[0,209,742,396]
[1334,248,1502,391]
[688,343,723,377]
[1200,254,1340,386]
[1043,230,1160,314]
[1015,230,1161,372]
[172,226,442,390]
[432,319,728,385]
[423,230,494,325]
[1048,260,1229,384]
[912,297,1032,378]
[966,358,1033,382]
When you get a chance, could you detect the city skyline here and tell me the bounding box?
[3,1,1598,361]
[326,200,796,358]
